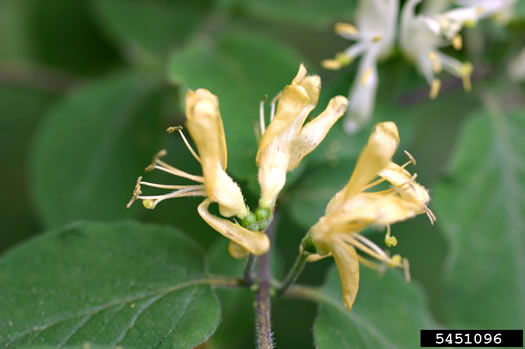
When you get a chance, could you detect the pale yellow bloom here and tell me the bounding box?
[256,64,348,209]
[309,122,434,310]
[127,89,269,256]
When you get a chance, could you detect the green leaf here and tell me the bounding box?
[0,86,57,252]
[313,267,436,348]
[168,32,303,178]
[92,0,211,57]
[31,74,163,228]
[219,0,357,27]
[433,103,525,328]
[0,221,221,348]
[25,0,120,75]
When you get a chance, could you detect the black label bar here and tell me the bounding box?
[420,330,523,347]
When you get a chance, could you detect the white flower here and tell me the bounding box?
[400,0,475,99]
[322,0,398,133]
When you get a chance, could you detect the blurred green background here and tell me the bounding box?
[1,0,524,348]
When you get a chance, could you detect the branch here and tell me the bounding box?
[276,250,309,296]
[255,213,279,349]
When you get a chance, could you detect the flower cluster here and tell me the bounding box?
[127,65,434,311]
[305,121,434,310]
[128,65,347,259]
[323,0,517,133]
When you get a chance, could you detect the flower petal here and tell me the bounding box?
[228,241,250,259]
[330,237,360,310]
[287,95,348,170]
[256,64,322,207]
[185,89,227,187]
[256,64,321,166]
[341,122,400,200]
[326,192,425,230]
[198,199,270,256]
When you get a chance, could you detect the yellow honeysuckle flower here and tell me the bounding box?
[127,89,269,256]
[256,64,348,209]
[309,121,435,310]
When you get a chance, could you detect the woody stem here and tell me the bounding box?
[255,213,279,349]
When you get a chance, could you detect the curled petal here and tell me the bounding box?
[330,237,360,310]
[228,241,250,259]
[287,95,348,170]
[379,163,430,208]
[198,199,270,256]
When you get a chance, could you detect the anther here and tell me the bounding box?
[430,79,441,99]
[142,199,156,210]
[384,225,397,247]
[361,68,372,86]
[145,149,167,172]
[166,126,183,133]
[428,51,442,73]
[126,176,142,208]
[452,35,462,50]
[404,150,417,166]
[335,22,357,36]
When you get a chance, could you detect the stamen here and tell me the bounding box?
[428,51,442,73]
[346,234,390,262]
[126,176,142,208]
[270,92,281,121]
[166,126,183,133]
[430,79,441,99]
[461,62,473,92]
[371,35,382,43]
[139,188,207,209]
[452,35,463,50]
[335,22,357,36]
[345,234,401,268]
[361,68,372,86]
[176,128,201,163]
[259,95,268,135]
[336,52,353,66]
[155,160,204,183]
[362,177,387,191]
[355,254,386,272]
[402,258,411,282]
[140,181,204,190]
[404,150,417,166]
[384,225,397,247]
[425,206,437,225]
[389,254,402,267]
[322,59,342,70]
[145,149,167,172]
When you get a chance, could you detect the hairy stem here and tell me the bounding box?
[255,214,278,349]
[276,251,309,296]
